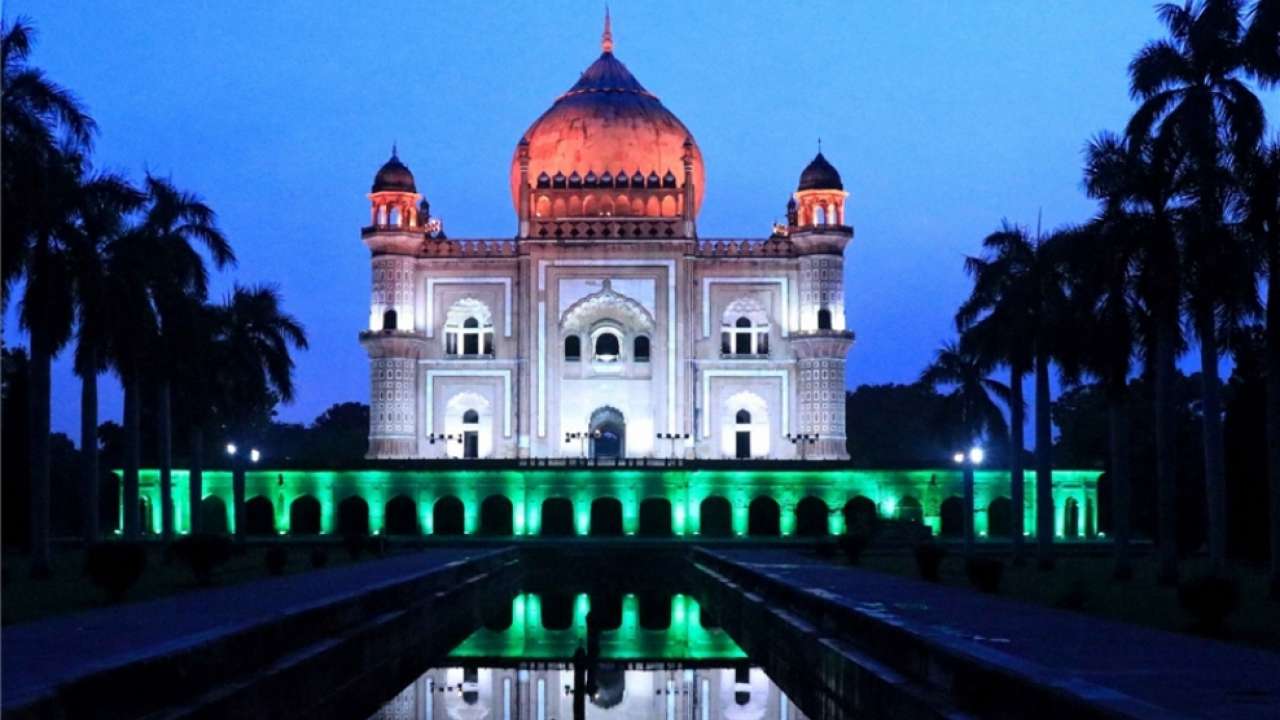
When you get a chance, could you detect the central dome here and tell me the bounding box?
[510,20,705,218]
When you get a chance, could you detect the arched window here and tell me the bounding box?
[536,172,551,189]
[594,332,620,361]
[633,335,650,362]
[724,316,768,356]
[446,314,494,357]
[735,409,751,424]
[382,308,397,331]
[817,308,832,330]
[461,409,480,458]
[564,335,581,361]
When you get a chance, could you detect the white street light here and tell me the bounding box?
[968,446,985,465]
[952,452,965,464]
[250,448,261,463]
[226,443,237,456]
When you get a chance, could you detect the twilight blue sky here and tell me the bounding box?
[5,1,1278,443]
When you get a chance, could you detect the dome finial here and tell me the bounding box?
[602,5,613,53]
[391,141,398,158]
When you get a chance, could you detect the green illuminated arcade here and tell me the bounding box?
[130,465,1100,540]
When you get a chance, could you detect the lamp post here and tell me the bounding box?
[565,430,600,463]
[785,433,819,460]
[655,432,690,465]
[227,441,260,540]
[954,446,984,555]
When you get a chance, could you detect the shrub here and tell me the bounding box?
[84,542,147,600]
[1178,574,1240,634]
[265,546,289,576]
[310,546,330,569]
[1054,581,1089,610]
[965,557,1003,594]
[913,543,946,582]
[170,534,233,585]
[343,533,366,560]
[840,532,870,565]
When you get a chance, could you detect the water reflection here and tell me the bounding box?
[369,593,807,719]
[370,665,808,720]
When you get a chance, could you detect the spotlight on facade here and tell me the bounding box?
[952,452,965,464]
[250,448,261,463]
[226,443,237,456]
[968,447,985,465]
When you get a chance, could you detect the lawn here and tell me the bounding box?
[847,550,1280,652]
[1,542,383,626]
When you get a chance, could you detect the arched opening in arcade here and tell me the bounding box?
[541,592,575,630]
[748,497,780,536]
[939,496,964,537]
[384,495,419,535]
[638,497,673,536]
[290,495,321,535]
[794,496,830,536]
[589,406,625,459]
[842,496,877,535]
[590,592,623,630]
[591,497,624,536]
[1064,497,1080,539]
[479,495,514,535]
[433,495,465,535]
[337,496,370,536]
[199,495,229,534]
[898,496,923,524]
[541,497,575,536]
[987,497,1012,537]
[699,496,733,537]
[244,496,275,535]
[483,594,514,631]
[639,592,672,630]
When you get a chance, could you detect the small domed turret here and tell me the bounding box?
[372,147,417,193]
[797,152,842,192]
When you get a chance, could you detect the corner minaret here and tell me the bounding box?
[788,149,855,459]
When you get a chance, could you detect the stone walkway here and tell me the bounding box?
[708,549,1280,719]
[1,548,500,712]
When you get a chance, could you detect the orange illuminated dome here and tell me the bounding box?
[510,11,705,223]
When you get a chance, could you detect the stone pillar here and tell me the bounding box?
[792,335,854,460]
[370,254,415,331]
[361,334,426,459]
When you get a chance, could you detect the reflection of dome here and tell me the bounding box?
[511,15,705,216]
[372,148,416,193]
[590,666,626,709]
[797,152,842,191]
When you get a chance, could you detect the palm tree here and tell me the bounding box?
[1240,138,1280,593]
[212,285,307,537]
[172,301,223,534]
[3,18,96,575]
[68,169,142,543]
[921,340,1011,552]
[135,175,234,538]
[956,221,1035,562]
[1128,0,1267,573]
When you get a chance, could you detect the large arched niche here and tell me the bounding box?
[721,390,770,458]
[444,391,493,459]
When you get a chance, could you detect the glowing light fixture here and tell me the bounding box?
[250,449,261,463]
[225,443,237,456]
[952,452,965,464]
[968,447,985,465]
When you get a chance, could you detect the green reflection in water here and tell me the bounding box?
[450,593,745,661]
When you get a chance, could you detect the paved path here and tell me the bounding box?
[708,549,1280,719]
[1,548,499,712]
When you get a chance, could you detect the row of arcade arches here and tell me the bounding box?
[193,492,1085,537]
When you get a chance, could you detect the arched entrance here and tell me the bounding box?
[337,496,370,536]
[541,497,575,536]
[589,406,626,459]
[988,497,1012,537]
[244,496,275,535]
[479,495,514,535]
[384,495,418,535]
[794,497,830,536]
[638,497,673,536]
[939,496,964,537]
[748,497,780,536]
[1064,497,1080,539]
[290,495,321,535]
[590,497,624,536]
[433,495,465,535]
[199,496,229,534]
[700,496,733,537]
[842,496,877,535]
